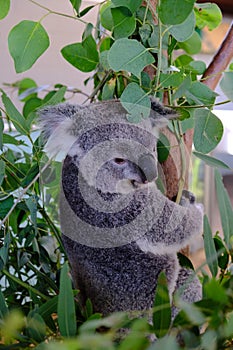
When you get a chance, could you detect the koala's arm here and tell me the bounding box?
[137,190,203,255]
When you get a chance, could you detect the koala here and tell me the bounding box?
[39,99,202,317]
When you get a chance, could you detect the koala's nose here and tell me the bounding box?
[138,153,158,182]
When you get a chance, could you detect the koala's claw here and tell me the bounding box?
[181,190,195,204]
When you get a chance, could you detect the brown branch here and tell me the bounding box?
[162,22,233,199]
[201,22,233,90]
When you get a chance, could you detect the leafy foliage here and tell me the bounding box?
[1,0,233,349]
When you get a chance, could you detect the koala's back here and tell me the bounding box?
[63,235,178,314]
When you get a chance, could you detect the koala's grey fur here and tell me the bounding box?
[39,99,202,316]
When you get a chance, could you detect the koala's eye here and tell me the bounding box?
[113,158,126,165]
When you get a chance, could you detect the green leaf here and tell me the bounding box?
[23,97,42,119]
[158,0,195,25]
[58,262,77,337]
[172,75,192,101]
[178,31,202,55]
[0,232,11,267]
[170,11,195,42]
[61,35,99,72]
[100,1,114,31]
[204,278,228,304]
[193,109,223,154]
[214,169,233,247]
[27,312,46,343]
[108,38,154,78]
[38,296,58,332]
[195,3,222,31]
[160,72,183,88]
[187,60,206,75]
[220,71,233,101]
[148,25,169,50]
[150,335,179,350]
[1,90,29,135]
[79,5,95,18]
[111,7,136,39]
[193,151,230,169]
[0,116,3,150]
[0,288,8,319]
[17,78,37,101]
[25,196,38,233]
[112,0,142,13]
[102,78,116,100]
[203,215,218,277]
[69,0,82,14]
[8,20,49,73]
[42,86,67,106]
[186,81,217,106]
[157,133,170,163]
[0,159,5,187]
[214,235,229,270]
[176,299,205,325]
[0,196,14,219]
[177,252,194,270]
[120,83,151,122]
[0,0,10,20]
[153,271,171,338]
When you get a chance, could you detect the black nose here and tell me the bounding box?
[138,153,157,182]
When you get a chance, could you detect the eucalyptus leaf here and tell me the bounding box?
[100,1,114,31]
[111,7,136,39]
[178,31,202,55]
[149,335,179,350]
[61,35,99,72]
[112,0,142,14]
[204,278,228,304]
[1,91,29,135]
[195,3,222,31]
[214,235,229,271]
[172,75,192,101]
[220,71,233,101]
[69,0,82,14]
[160,72,183,88]
[102,79,116,100]
[120,83,151,122]
[0,0,10,20]
[194,109,223,154]
[42,86,67,106]
[25,195,38,233]
[0,117,3,150]
[153,271,171,338]
[157,133,170,163]
[79,5,95,18]
[108,38,154,78]
[8,20,49,73]
[0,289,8,319]
[158,0,195,25]
[203,215,218,277]
[0,159,5,186]
[193,151,230,169]
[215,169,233,247]
[170,11,195,42]
[27,312,46,343]
[58,262,77,337]
[186,81,217,106]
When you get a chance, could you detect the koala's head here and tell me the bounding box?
[39,99,175,195]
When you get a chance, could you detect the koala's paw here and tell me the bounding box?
[172,190,195,206]
[180,190,195,205]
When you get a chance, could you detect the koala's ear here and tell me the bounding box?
[38,103,80,158]
[149,97,177,128]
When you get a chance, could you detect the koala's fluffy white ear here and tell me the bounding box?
[38,103,80,158]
